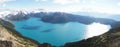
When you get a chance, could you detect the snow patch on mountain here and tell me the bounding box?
[0,9,45,19]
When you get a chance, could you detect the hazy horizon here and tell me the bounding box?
[0,0,120,14]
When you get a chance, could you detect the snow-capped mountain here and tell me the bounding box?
[0,9,47,21]
[0,8,120,22]
[0,8,46,16]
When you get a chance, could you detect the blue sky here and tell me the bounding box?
[0,0,120,14]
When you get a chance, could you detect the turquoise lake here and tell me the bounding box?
[13,17,86,46]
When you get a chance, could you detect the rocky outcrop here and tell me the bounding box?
[0,19,55,47]
[0,41,12,47]
[63,27,120,47]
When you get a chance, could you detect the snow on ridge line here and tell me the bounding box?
[0,9,46,18]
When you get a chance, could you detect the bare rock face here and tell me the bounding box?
[0,41,12,47]
[0,18,39,47]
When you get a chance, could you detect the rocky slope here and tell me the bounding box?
[0,19,55,47]
[63,27,120,47]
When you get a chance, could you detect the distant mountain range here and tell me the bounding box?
[0,11,120,28]
[71,12,120,21]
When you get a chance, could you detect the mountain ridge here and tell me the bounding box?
[1,12,120,28]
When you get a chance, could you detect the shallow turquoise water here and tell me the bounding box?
[13,17,86,46]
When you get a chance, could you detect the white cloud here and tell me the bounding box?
[87,7,120,14]
[42,6,120,14]
[35,0,47,2]
[35,0,39,2]
[44,6,84,12]
[0,0,16,7]
[82,0,86,3]
[0,3,7,7]
[53,0,80,5]
[117,2,120,6]
[42,0,47,1]
[2,3,6,7]
[0,0,15,3]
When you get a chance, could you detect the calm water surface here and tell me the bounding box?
[13,17,86,46]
